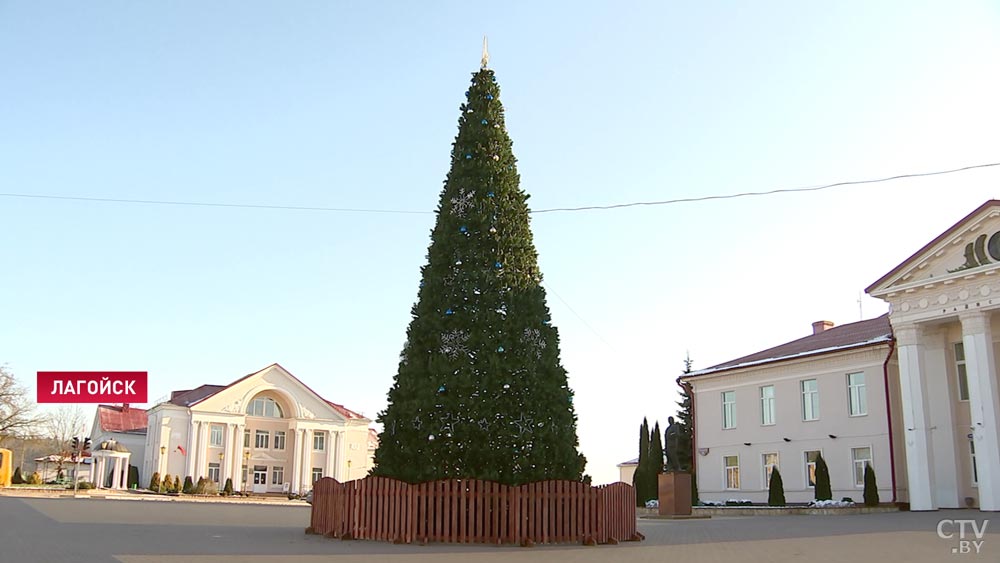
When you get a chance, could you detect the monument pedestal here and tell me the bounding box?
[658,472,692,516]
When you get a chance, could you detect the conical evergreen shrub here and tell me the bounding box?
[814,454,832,501]
[149,471,160,491]
[863,463,879,507]
[767,468,786,506]
[12,466,24,484]
[183,476,195,494]
[224,477,234,496]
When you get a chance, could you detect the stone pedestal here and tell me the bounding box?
[658,472,692,516]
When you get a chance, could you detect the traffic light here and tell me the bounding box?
[83,437,92,452]
[71,437,79,452]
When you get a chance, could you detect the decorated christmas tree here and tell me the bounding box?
[373,49,586,486]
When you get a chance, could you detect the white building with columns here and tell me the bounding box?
[142,363,373,494]
[868,200,1000,512]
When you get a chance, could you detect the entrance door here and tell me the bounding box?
[252,466,267,493]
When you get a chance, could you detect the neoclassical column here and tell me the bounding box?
[325,432,335,480]
[337,431,347,481]
[290,425,302,494]
[197,421,209,479]
[112,457,121,489]
[233,423,245,489]
[961,311,1000,511]
[220,422,230,485]
[895,322,938,510]
[186,419,197,478]
[301,429,313,492]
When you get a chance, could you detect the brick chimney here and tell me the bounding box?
[812,320,834,335]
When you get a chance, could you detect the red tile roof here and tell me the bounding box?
[685,314,893,378]
[97,404,148,433]
[327,401,365,420]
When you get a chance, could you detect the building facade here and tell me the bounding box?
[143,363,373,494]
[682,316,907,505]
[868,200,1000,511]
[90,404,148,481]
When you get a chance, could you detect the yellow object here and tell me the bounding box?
[0,448,12,487]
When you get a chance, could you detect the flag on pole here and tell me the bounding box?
[176,445,186,456]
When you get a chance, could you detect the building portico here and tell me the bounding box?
[868,200,1000,511]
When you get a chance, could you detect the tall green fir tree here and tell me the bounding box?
[372,58,586,486]
[647,421,664,502]
[632,418,650,505]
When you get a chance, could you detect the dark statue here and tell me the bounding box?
[664,416,681,472]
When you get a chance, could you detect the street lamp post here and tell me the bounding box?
[159,446,166,493]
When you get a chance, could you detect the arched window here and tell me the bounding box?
[246,397,284,418]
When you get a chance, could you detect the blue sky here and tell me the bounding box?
[2,1,999,484]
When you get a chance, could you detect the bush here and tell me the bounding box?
[128,465,139,489]
[149,472,161,491]
[27,472,42,485]
[11,467,24,485]
[161,474,172,493]
[183,476,195,494]
[863,464,879,507]
[173,475,181,493]
[223,478,234,496]
[814,454,832,501]
[767,468,786,507]
[67,480,95,490]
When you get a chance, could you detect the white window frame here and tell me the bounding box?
[210,424,224,447]
[851,446,873,487]
[847,372,867,416]
[760,385,775,426]
[207,462,220,483]
[255,430,269,449]
[955,342,970,402]
[762,452,779,490]
[313,431,326,451]
[801,379,819,421]
[722,391,736,429]
[804,450,822,488]
[312,467,324,484]
[243,428,251,448]
[272,465,284,486]
[724,455,740,490]
[274,431,286,451]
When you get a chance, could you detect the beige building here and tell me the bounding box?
[143,363,373,494]
[681,315,907,505]
[868,200,1000,512]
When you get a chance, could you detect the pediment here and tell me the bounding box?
[190,364,357,422]
[868,201,1000,297]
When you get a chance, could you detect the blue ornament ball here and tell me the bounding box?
[494,261,502,269]
[497,345,505,353]
[486,94,494,100]
[481,119,488,125]
[445,308,454,316]
[465,154,472,159]
[487,191,495,197]
[438,385,446,393]
[459,225,468,233]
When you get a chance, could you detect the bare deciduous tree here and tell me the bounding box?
[0,365,44,446]
[45,405,88,480]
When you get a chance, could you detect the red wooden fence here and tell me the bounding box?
[308,476,639,545]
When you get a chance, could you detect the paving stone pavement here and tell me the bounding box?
[1,495,996,562]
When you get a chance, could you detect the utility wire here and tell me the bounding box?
[531,161,1000,213]
[0,161,996,216]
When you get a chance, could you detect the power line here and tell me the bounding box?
[531,161,1000,213]
[1,161,996,215]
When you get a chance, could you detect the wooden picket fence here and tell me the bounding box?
[307,475,640,545]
